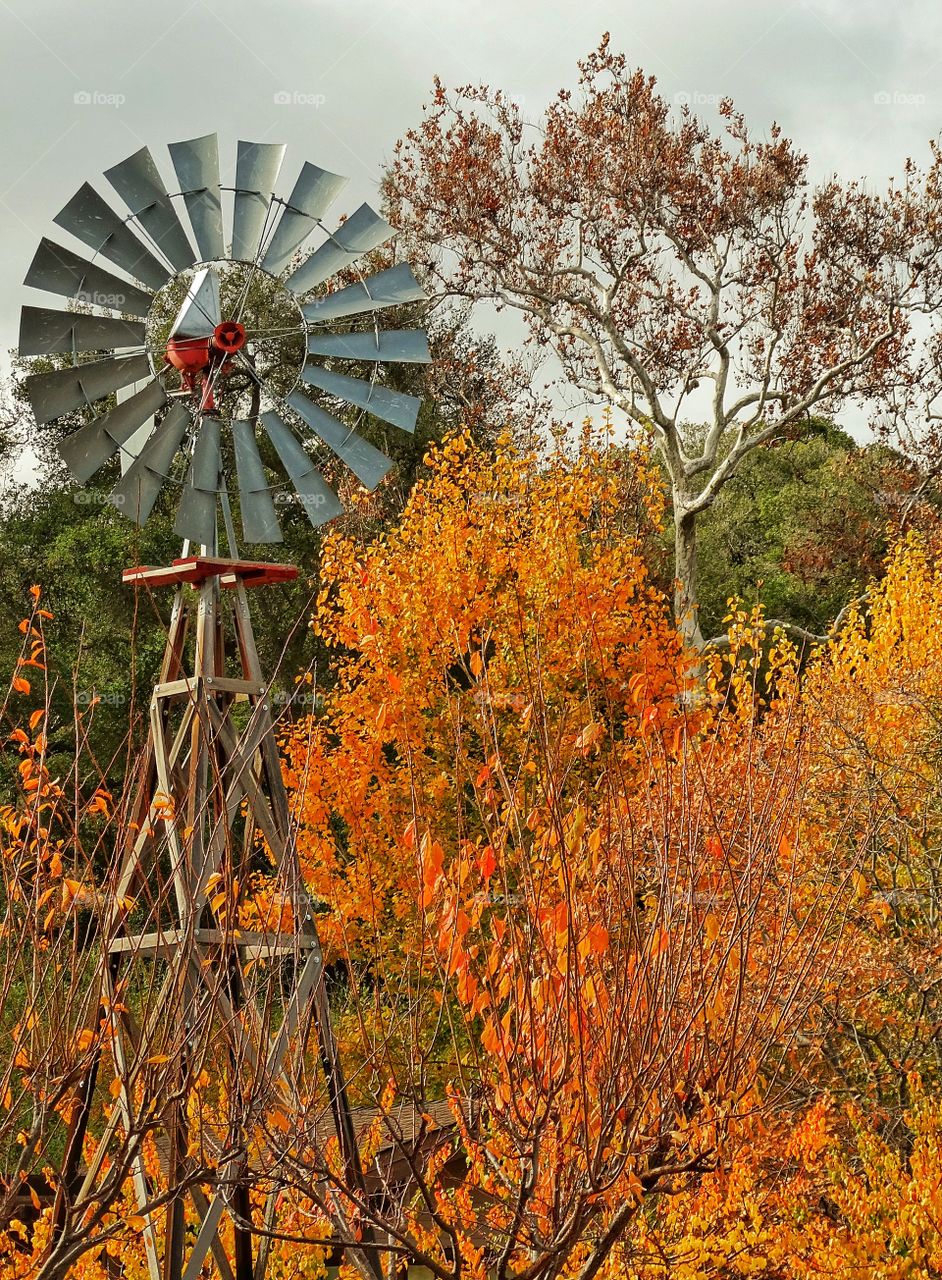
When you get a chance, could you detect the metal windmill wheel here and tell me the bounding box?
[18,134,431,546]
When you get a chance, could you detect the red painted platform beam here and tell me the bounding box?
[122,557,299,590]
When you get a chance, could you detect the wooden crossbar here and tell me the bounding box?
[108,928,316,957]
[122,557,299,590]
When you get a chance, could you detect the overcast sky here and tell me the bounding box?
[1,0,941,427]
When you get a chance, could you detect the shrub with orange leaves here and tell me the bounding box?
[616,1082,942,1280]
[283,426,684,986]
[0,590,258,1280]
[780,1082,942,1279]
[591,537,942,1279]
[0,590,167,1280]
[278,430,849,1279]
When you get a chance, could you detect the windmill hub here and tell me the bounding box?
[213,319,246,354]
[163,318,248,410]
[152,260,306,416]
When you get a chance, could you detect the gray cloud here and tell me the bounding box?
[1,0,940,443]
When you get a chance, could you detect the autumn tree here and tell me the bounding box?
[384,35,942,646]
[604,538,942,1276]
[794,538,942,1113]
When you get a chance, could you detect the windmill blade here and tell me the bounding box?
[231,419,282,543]
[189,414,222,491]
[261,162,348,276]
[261,410,343,527]
[53,183,171,291]
[231,141,286,263]
[19,306,145,356]
[168,133,225,262]
[301,364,420,433]
[59,380,168,483]
[25,353,152,425]
[116,381,158,475]
[110,402,191,525]
[286,389,393,491]
[286,204,394,296]
[306,329,432,364]
[302,263,426,325]
[174,478,217,546]
[24,239,153,317]
[174,415,221,545]
[104,146,196,272]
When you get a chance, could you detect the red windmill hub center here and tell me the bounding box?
[164,336,208,374]
[165,319,249,412]
[213,319,246,354]
[165,319,247,375]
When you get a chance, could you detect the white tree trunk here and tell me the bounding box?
[674,505,705,650]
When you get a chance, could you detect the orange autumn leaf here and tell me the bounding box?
[480,1020,501,1055]
[586,922,609,955]
[706,835,724,860]
[478,846,497,881]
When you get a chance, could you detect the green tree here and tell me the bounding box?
[663,421,921,641]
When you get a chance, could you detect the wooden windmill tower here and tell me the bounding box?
[17,134,430,1280]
